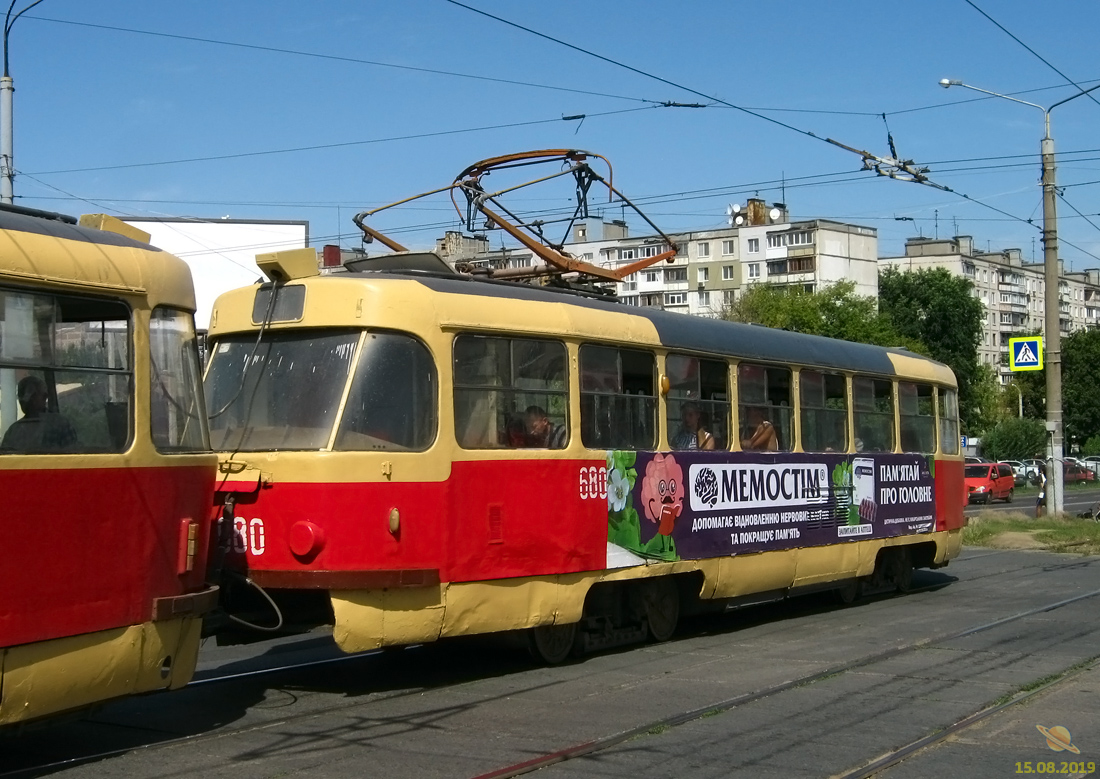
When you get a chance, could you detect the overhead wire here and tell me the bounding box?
[25,106,658,175]
[441,0,1065,245]
[961,0,1100,111]
[24,15,662,106]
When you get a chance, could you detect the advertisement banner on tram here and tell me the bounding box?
[606,451,935,562]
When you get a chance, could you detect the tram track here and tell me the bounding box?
[833,654,1100,778]
[4,554,1097,778]
[468,586,1100,779]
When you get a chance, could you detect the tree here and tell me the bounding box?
[1003,329,1100,452]
[878,267,985,434]
[969,364,1007,435]
[1062,328,1100,448]
[724,280,922,351]
[980,417,1047,461]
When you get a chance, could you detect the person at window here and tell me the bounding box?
[524,405,566,449]
[671,401,715,450]
[741,407,778,451]
[2,375,78,452]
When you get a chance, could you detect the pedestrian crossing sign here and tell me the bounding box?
[1009,336,1043,371]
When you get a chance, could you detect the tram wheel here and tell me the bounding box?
[834,578,861,605]
[528,621,578,664]
[640,577,680,642]
[885,548,914,593]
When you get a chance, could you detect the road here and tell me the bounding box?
[964,485,1100,517]
[3,547,1100,779]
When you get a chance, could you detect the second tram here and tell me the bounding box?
[0,206,217,724]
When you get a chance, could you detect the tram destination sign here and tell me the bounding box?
[606,451,935,562]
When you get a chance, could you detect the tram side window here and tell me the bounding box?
[800,370,848,452]
[939,388,960,455]
[899,382,936,454]
[0,288,131,454]
[336,332,437,452]
[150,307,209,453]
[853,377,895,452]
[666,354,728,450]
[737,363,791,451]
[453,335,567,449]
[579,345,656,450]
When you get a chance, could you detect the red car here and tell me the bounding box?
[965,462,1015,504]
[1064,463,1097,483]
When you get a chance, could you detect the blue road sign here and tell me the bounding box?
[1009,336,1043,371]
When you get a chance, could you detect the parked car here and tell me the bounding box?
[1081,456,1100,476]
[1001,460,1030,486]
[965,463,1015,504]
[1021,459,1046,483]
[965,456,990,465]
[1064,463,1097,483]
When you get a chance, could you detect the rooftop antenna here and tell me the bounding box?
[934,209,939,239]
[953,216,958,236]
[781,171,786,205]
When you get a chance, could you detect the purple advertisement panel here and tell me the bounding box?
[605,450,935,562]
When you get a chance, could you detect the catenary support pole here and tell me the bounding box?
[1042,131,1064,516]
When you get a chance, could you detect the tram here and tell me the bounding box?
[204,151,965,663]
[0,205,217,725]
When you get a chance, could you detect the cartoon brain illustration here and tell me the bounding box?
[640,453,684,536]
[695,467,719,507]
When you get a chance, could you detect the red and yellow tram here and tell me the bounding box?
[0,206,217,724]
[205,247,965,662]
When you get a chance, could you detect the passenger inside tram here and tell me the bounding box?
[740,406,779,451]
[1,375,78,452]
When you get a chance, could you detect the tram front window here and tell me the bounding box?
[205,329,358,451]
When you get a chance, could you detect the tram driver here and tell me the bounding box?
[2,375,78,453]
[523,405,567,449]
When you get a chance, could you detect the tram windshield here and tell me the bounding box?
[205,329,358,451]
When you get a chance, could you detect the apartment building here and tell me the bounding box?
[879,235,1100,383]
[439,199,879,318]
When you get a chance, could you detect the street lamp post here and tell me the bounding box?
[2,0,46,205]
[1006,380,1023,419]
[939,78,1100,516]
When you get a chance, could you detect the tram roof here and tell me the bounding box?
[403,273,942,378]
[0,208,197,309]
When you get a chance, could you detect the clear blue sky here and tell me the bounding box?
[12,0,1100,268]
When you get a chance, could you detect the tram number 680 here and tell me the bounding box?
[231,517,266,556]
[578,465,607,501]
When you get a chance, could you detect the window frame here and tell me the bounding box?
[798,369,849,453]
[852,376,896,453]
[0,286,134,455]
[452,333,569,451]
[335,329,439,453]
[579,344,657,450]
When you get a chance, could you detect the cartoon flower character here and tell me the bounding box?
[640,453,684,537]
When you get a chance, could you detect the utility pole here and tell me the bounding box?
[940,78,1100,515]
[1041,127,1064,516]
[1,1,45,205]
